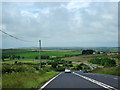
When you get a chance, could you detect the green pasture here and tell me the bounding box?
[2,59,50,64]
[2,51,81,59]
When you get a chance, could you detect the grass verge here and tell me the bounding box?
[90,66,120,76]
[2,71,59,89]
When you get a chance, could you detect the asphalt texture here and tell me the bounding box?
[75,71,119,89]
[42,71,119,89]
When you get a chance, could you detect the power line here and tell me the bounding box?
[0,29,36,42]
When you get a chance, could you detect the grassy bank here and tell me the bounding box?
[2,71,59,89]
[90,66,120,76]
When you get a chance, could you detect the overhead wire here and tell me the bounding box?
[0,29,36,42]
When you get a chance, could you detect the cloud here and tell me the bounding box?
[2,2,118,48]
[61,2,90,10]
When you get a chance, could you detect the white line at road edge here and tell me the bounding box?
[73,72,118,90]
[39,72,62,90]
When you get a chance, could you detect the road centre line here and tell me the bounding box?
[73,72,118,90]
[40,72,63,90]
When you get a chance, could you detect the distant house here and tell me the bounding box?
[51,56,56,58]
[93,52,96,54]
[100,52,103,54]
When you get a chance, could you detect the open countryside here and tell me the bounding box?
[1,1,119,90]
[1,47,120,89]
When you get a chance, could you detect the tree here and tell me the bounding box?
[82,50,95,55]
[35,56,38,59]
[17,56,20,60]
[14,61,18,64]
[68,61,72,64]
[41,56,50,59]
[2,57,4,61]
[89,58,116,67]
[76,65,82,70]
[97,52,100,54]
[12,55,15,60]
[51,62,58,68]
[22,57,25,59]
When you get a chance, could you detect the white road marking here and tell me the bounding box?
[73,72,118,90]
[39,72,62,90]
[114,78,118,80]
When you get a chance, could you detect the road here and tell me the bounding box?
[40,71,119,90]
[84,63,98,70]
[72,62,98,70]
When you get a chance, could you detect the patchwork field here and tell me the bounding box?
[2,50,81,59]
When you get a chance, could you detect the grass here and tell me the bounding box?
[2,71,59,88]
[63,54,120,64]
[63,54,107,63]
[3,51,81,59]
[2,59,42,64]
[90,66,120,76]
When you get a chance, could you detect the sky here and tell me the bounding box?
[0,1,118,48]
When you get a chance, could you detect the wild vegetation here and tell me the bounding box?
[2,70,59,88]
[89,58,116,67]
[1,48,119,89]
[63,53,119,64]
[2,62,60,88]
[2,49,89,88]
[90,66,120,76]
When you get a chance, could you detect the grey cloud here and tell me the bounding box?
[2,2,118,48]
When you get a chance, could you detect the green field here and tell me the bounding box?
[2,59,42,64]
[2,50,81,59]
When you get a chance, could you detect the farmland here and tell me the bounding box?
[1,48,120,89]
[63,53,119,65]
[2,49,81,59]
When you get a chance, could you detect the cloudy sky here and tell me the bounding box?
[1,1,118,48]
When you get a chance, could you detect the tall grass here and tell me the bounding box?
[90,66,120,76]
[2,71,59,88]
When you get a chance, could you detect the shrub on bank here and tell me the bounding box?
[89,58,116,67]
[90,66,120,76]
[2,64,35,74]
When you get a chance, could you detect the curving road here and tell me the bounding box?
[40,71,119,90]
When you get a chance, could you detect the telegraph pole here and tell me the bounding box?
[39,40,41,70]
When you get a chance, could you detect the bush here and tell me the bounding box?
[76,65,82,70]
[68,61,72,64]
[41,56,50,59]
[51,62,58,68]
[2,64,35,74]
[33,65,40,70]
[2,64,12,73]
[69,64,73,67]
[12,65,35,72]
[89,58,116,67]
[56,66,65,71]
[35,56,38,59]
